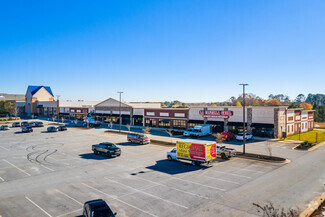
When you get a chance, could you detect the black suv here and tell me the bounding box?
[83,199,116,217]
[92,143,121,157]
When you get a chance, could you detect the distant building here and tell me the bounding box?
[0,93,25,101]
[25,85,56,117]
[59,100,100,120]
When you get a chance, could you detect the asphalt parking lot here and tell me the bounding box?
[0,123,324,217]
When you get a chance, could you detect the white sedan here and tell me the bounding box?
[235,133,253,141]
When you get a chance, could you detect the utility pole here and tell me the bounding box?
[239,84,248,155]
[118,91,123,132]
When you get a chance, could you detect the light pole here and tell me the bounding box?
[239,84,248,155]
[118,91,123,132]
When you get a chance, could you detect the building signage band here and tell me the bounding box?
[199,110,233,119]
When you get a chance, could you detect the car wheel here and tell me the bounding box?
[129,139,132,143]
[107,153,111,158]
[94,150,98,155]
[140,141,143,145]
[168,156,172,161]
[221,153,226,159]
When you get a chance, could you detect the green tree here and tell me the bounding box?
[288,102,299,109]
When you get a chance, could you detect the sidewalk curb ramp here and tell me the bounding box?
[299,192,325,217]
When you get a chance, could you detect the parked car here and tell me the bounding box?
[21,121,29,127]
[183,128,194,136]
[92,142,121,157]
[0,125,9,130]
[47,126,58,132]
[219,132,235,141]
[28,122,36,127]
[57,125,67,131]
[83,199,116,217]
[34,122,44,127]
[127,132,150,144]
[12,122,21,127]
[22,126,33,133]
[216,144,236,159]
[235,132,253,141]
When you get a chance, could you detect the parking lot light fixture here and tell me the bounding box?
[239,83,248,155]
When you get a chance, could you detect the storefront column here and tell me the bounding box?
[247,108,253,133]
[224,108,229,131]
[143,118,145,127]
[203,107,208,124]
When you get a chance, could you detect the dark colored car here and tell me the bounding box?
[83,199,116,217]
[34,122,44,127]
[21,121,29,127]
[57,125,67,131]
[22,126,33,133]
[92,142,121,158]
[28,122,36,127]
[47,126,58,132]
[12,122,21,127]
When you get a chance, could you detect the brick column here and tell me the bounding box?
[247,108,252,133]
[203,107,208,124]
[274,108,279,138]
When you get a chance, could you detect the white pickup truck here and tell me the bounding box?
[216,144,236,159]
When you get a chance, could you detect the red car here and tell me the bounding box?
[219,132,234,141]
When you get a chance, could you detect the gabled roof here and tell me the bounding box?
[28,85,54,97]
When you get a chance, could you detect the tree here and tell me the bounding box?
[266,99,281,106]
[235,101,242,106]
[300,102,313,110]
[288,102,299,109]
[295,94,306,104]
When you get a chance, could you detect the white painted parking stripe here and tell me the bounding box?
[104,177,188,209]
[211,170,252,179]
[0,146,9,151]
[134,176,210,199]
[0,176,4,181]
[56,208,82,217]
[40,164,55,172]
[55,189,83,205]
[225,165,264,173]
[3,159,31,176]
[193,174,240,185]
[170,176,226,191]
[81,183,158,217]
[25,196,52,217]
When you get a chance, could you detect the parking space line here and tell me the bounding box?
[0,176,4,181]
[81,182,158,217]
[191,173,240,185]
[134,176,210,199]
[39,164,55,172]
[170,176,226,191]
[104,177,188,209]
[211,170,253,179]
[25,196,52,217]
[0,146,9,151]
[3,159,31,176]
[55,189,83,205]
[56,208,82,217]
[225,165,264,174]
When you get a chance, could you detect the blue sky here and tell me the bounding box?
[0,0,324,102]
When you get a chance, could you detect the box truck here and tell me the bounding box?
[189,124,212,137]
[166,139,216,166]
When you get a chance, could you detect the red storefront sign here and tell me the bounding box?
[199,110,233,119]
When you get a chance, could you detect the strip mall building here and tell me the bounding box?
[94,98,314,138]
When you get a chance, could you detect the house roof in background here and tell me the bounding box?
[28,85,54,97]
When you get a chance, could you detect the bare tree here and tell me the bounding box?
[61,117,65,123]
[253,201,299,217]
[165,130,174,144]
[109,121,113,129]
[212,133,224,144]
[126,124,131,132]
[265,141,272,157]
[52,116,56,122]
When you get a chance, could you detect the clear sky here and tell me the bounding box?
[0,0,324,102]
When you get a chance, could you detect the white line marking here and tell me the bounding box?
[0,146,9,151]
[25,196,52,217]
[170,176,226,191]
[56,208,82,217]
[135,176,210,199]
[3,159,31,176]
[81,182,158,217]
[226,165,264,174]
[0,176,4,181]
[194,174,240,185]
[211,170,252,179]
[55,189,83,205]
[39,164,55,172]
[104,177,188,209]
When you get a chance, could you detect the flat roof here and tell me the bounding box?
[177,139,216,145]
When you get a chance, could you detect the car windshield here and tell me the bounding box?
[187,129,193,132]
[140,135,147,138]
[93,209,114,217]
[105,143,117,148]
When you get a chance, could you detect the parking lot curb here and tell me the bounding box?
[235,152,290,164]
[299,192,325,217]
[292,141,325,151]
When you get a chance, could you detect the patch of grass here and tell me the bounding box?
[286,130,325,144]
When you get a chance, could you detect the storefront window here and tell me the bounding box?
[145,119,157,127]
[173,120,186,129]
[158,119,170,128]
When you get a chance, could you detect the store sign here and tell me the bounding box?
[199,110,233,119]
